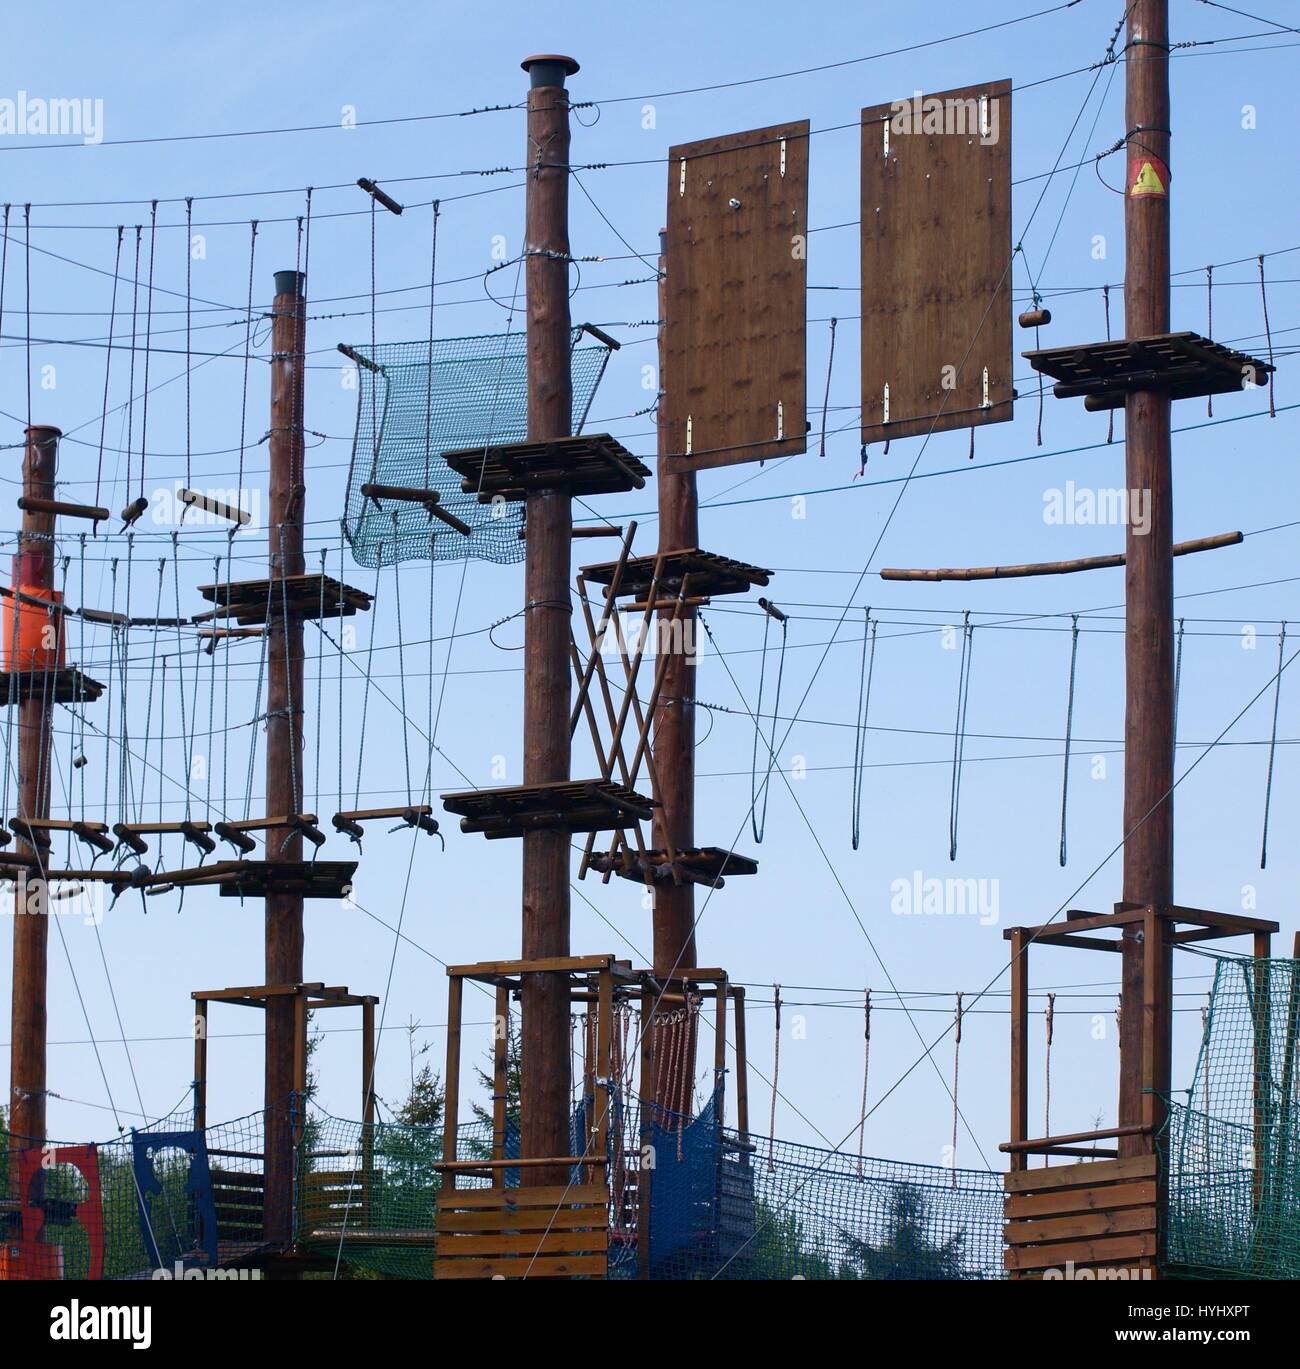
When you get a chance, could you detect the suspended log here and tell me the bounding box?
[16,496,110,522]
[357,178,404,215]
[120,496,150,527]
[880,531,1243,582]
[179,488,252,526]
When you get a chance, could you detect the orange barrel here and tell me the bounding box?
[2,583,66,672]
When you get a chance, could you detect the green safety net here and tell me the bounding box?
[342,330,614,568]
[1164,952,1300,1279]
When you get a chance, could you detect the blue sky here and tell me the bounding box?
[1,0,1297,1175]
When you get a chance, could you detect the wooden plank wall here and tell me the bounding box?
[662,121,809,473]
[861,80,1014,445]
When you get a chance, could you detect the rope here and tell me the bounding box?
[1259,621,1287,868]
[767,983,781,1173]
[185,198,192,495]
[424,200,440,490]
[1059,613,1079,866]
[24,205,31,433]
[1206,265,1214,419]
[236,221,258,492]
[125,227,140,497]
[851,610,877,851]
[1034,320,1044,446]
[1043,991,1055,1168]
[818,317,837,457]
[1173,616,1186,755]
[390,514,412,803]
[137,201,157,501]
[1257,254,1276,418]
[95,226,124,518]
[855,988,871,1179]
[950,991,962,1187]
[749,611,787,844]
[1103,283,1115,443]
[948,613,975,861]
[353,547,384,808]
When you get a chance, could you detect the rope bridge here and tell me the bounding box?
[342,329,615,568]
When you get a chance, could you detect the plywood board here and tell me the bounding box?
[861,81,1013,446]
[662,121,809,473]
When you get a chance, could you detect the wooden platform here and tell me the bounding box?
[588,846,758,889]
[1023,332,1273,410]
[442,780,654,837]
[0,668,104,706]
[1004,1154,1158,1279]
[195,574,373,626]
[441,434,650,501]
[211,860,358,899]
[433,1183,609,1280]
[581,548,772,600]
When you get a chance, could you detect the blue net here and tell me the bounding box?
[342,330,614,568]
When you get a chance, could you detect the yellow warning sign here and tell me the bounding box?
[1128,155,1169,198]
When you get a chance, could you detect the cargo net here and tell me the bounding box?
[1165,951,1300,1278]
[342,330,615,567]
[3,1099,1004,1281]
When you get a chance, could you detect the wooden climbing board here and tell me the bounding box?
[588,845,759,889]
[433,1183,610,1280]
[441,434,649,501]
[662,121,810,473]
[0,668,104,706]
[581,548,772,601]
[441,779,655,838]
[195,574,373,626]
[860,81,1013,445]
[1022,331,1274,409]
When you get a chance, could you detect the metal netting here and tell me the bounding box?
[1165,952,1300,1278]
[342,330,614,567]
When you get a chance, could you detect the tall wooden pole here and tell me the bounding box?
[520,54,577,1181]
[264,268,307,1241]
[651,235,701,1111]
[7,424,59,1163]
[1119,0,1174,1156]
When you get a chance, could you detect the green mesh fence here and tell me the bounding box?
[1165,952,1300,1278]
[343,330,614,567]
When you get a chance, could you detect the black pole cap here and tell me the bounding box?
[274,269,306,298]
[521,53,579,88]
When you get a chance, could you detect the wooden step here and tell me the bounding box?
[442,434,650,502]
[442,780,654,838]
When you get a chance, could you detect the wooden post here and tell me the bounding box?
[264,268,308,1244]
[443,974,463,1192]
[637,983,656,1279]
[652,231,699,980]
[733,987,750,1144]
[519,53,578,1184]
[1119,0,1174,1162]
[1009,929,1028,1173]
[651,233,703,1113]
[193,998,209,1132]
[7,424,59,1172]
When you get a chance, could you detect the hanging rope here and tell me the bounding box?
[855,988,871,1179]
[1259,621,1287,869]
[950,992,963,1187]
[95,226,124,521]
[1102,283,1115,443]
[1173,616,1186,756]
[750,603,787,844]
[184,199,192,496]
[125,227,141,499]
[1205,265,1214,419]
[851,610,877,851]
[390,513,412,804]
[1043,991,1056,1167]
[236,221,258,493]
[424,200,440,490]
[767,984,781,1173]
[24,204,31,433]
[818,317,837,457]
[1059,613,1079,867]
[948,613,975,862]
[1034,317,1044,447]
[1258,254,1276,418]
[353,546,384,808]
[137,201,158,503]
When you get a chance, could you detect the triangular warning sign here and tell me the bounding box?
[1130,159,1167,197]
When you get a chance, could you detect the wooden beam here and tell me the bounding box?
[881,531,1241,583]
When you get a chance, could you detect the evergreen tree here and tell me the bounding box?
[839,1182,974,1280]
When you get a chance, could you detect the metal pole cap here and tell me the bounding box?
[521,53,579,88]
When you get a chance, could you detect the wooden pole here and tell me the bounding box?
[7,424,60,1168]
[1118,0,1174,1162]
[650,235,703,1111]
[264,268,308,1243]
[519,54,578,1183]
